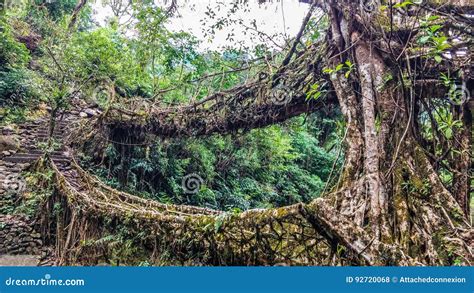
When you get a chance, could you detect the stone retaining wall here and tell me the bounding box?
[0,215,42,255]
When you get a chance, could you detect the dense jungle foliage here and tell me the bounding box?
[0,0,472,267]
[0,0,342,211]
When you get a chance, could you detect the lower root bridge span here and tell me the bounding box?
[46,157,390,266]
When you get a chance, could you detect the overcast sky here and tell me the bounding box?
[92,0,311,50]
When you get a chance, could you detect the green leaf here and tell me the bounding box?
[418,36,430,44]
[394,1,413,9]
[444,128,453,139]
[434,55,442,63]
[322,68,333,74]
[429,25,442,33]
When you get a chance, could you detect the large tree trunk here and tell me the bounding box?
[325,0,472,264]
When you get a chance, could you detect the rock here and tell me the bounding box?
[18,163,30,169]
[2,151,10,156]
[79,112,88,118]
[84,109,97,117]
[89,101,99,108]
[2,126,15,134]
[21,236,33,242]
[0,136,20,152]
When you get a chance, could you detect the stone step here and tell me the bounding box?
[31,131,64,136]
[5,152,71,159]
[19,124,63,130]
[0,165,23,172]
[52,157,71,164]
[4,156,71,164]
[22,126,64,131]
[34,130,65,135]
[23,137,49,143]
[33,135,64,140]
[4,154,42,163]
[34,127,66,132]
[25,150,66,156]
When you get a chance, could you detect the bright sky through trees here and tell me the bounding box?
[92,0,309,50]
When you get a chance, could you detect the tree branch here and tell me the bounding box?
[68,0,88,31]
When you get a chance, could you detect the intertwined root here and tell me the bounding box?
[49,151,474,266]
[46,157,393,266]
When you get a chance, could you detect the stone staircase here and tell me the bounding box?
[0,113,76,266]
[2,119,72,164]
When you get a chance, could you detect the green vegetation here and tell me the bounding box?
[1,0,342,211]
[0,17,35,122]
[0,1,469,216]
[91,116,341,210]
[0,0,471,267]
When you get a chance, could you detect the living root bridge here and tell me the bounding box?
[93,44,335,139]
[44,157,396,266]
[40,0,474,266]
